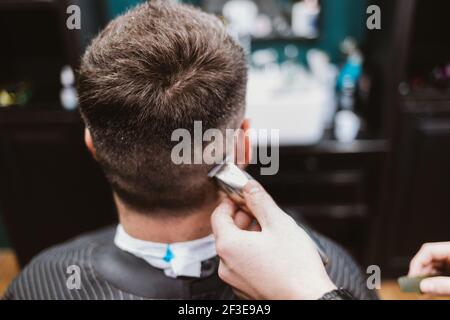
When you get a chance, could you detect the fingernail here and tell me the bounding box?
[244,180,260,194]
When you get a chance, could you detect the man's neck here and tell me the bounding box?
[115,195,220,243]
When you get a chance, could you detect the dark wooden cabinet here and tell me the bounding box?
[369,0,450,276]
[248,141,386,262]
[373,100,450,275]
[0,110,116,266]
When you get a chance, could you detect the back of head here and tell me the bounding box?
[78,0,247,215]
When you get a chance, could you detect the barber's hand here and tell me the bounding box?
[408,242,450,295]
[211,180,336,300]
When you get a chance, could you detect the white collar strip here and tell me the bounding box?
[114,225,217,278]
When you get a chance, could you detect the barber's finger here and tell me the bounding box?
[234,210,261,232]
[243,180,282,227]
[211,199,241,241]
[409,247,434,276]
[420,277,450,295]
[409,243,450,276]
[234,210,253,230]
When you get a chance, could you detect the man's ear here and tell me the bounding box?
[235,118,252,168]
[84,128,97,159]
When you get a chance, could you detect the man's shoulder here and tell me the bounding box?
[4,226,116,300]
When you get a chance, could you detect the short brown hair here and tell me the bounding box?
[78,0,247,214]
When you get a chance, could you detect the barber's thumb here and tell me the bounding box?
[243,180,282,227]
[420,277,450,295]
[211,199,240,238]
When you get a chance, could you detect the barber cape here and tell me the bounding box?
[4,226,236,300]
[114,224,217,278]
[4,224,377,300]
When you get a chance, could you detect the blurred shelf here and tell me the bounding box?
[293,139,388,154]
[260,139,389,156]
[286,204,368,219]
[401,94,450,114]
[402,87,450,102]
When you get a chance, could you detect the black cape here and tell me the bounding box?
[4,226,377,300]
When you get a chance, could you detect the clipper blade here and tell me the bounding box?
[208,160,252,211]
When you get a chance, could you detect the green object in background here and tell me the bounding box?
[398,276,428,293]
[106,0,144,19]
[317,0,368,63]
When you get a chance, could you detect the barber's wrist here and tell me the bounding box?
[310,282,338,300]
[291,279,337,300]
[318,288,355,300]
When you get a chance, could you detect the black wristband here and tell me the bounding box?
[318,288,355,300]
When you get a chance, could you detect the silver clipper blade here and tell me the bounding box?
[208,160,251,212]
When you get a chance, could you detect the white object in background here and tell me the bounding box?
[250,49,281,93]
[307,49,333,83]
[292,0,320,39]
[251,49,278,68]
[61,65,75,87]
[246,69,327,146]
[251,14,273,38]
[223,0,258,35]
[60,65,78,110]
[60,88,78,111]
[334,110,361,143]
[280,45,304,90]
[307,49,338,127]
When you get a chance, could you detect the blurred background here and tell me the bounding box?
[0,0,449,298]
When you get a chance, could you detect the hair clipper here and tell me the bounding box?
[208,158,329,266]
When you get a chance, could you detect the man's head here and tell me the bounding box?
[78,1,248,215]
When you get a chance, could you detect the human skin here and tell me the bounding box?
[211,180,337,300]
[409,242,450,295]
